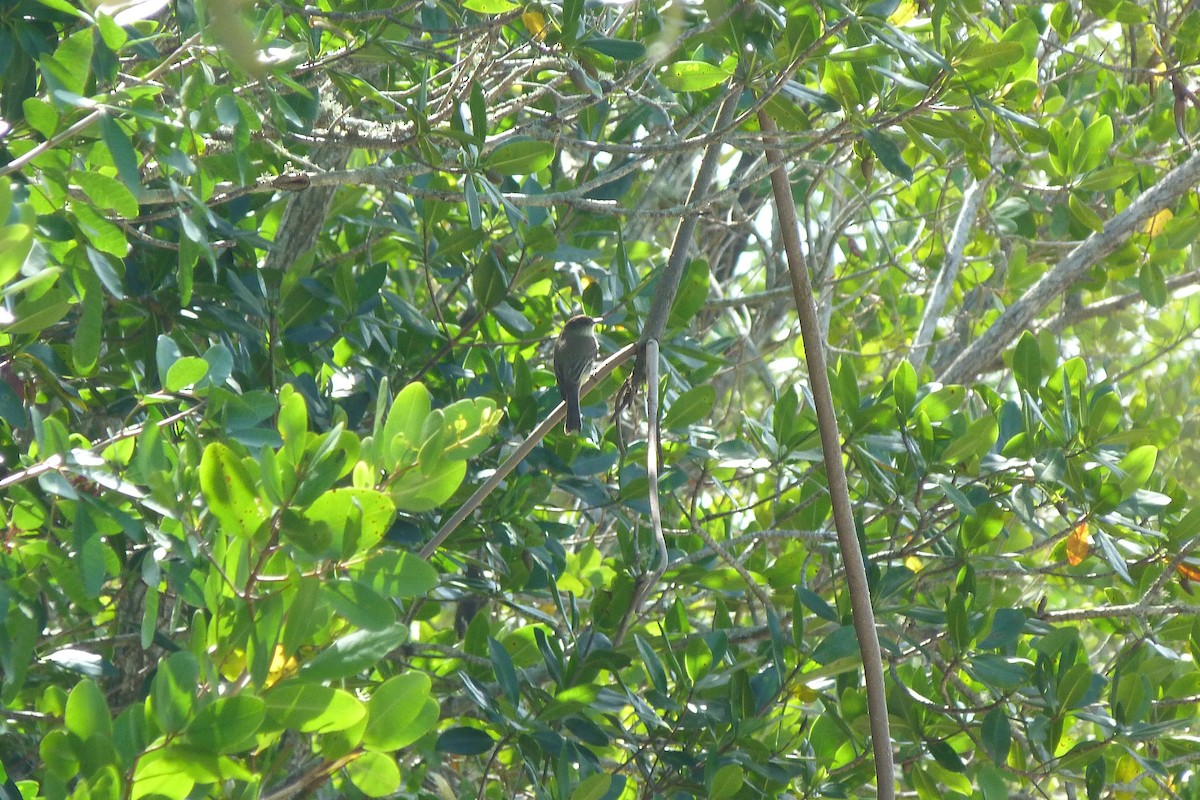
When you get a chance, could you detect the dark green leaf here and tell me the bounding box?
[299,625,408,682]
[435,726,495,755]
[579,37,646,61]
[863,129,913,181]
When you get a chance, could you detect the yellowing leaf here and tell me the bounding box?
[660,60,733,92]
[1143,208,1172,237]
[889,0,918,25]
[1066,522,1090,566]
[522,11,548,40]
[463,0,518,12]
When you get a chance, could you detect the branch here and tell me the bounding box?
[1039,266,1200,333]
[912,174,988,369]
[418,343,638,560]
[938,148,1200,384]
[758,110,896,799]
[631,88,742,386]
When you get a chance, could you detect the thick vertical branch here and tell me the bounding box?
[758,111,896,800]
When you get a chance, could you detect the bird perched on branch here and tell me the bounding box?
[554,315,600,434]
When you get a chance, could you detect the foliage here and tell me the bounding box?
[3,0,1200,799]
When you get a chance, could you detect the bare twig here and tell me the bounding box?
[912,173,989,368]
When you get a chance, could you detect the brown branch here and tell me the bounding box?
[758,109,896,799]
[418,343,638,560]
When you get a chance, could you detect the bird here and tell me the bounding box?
[553,315,600,434]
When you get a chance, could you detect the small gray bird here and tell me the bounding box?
[553,315,600,434]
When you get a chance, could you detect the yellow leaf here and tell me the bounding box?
[522,11,548,40]
[889,0,918,26]
[1143,208,1172,237]
[1065,522,1090,566]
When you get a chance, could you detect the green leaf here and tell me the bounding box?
[469,81,487,142]
[958,41,1025,70]
[486,138,555,175]
[941,414,999,464]
[709,763,745,800]
[185,694,264,753]
[380,381,431,465]
[968,654,1031,689]
[668,258,710,330]
[363,550,439,599]
[977,608,1026,650]
[435,726,495,755]
[893,359,917,416]
[634,635,668,694]
[199,443,265,538]
[913,385,965,421]
[304,488,396,557]
[72,201,128,256]
[863,129,913,182]
[472,250,508,308]
[390,457,466,512]
[22,96,58,137]
[579,37,646,61]
[1057,662,1095,710]
[660,60,732,92]
[299,624,408,682]
[345,751,401,798]
[662,384,716,430]
[164,356,208,391]
[73,171,139,218]
[65,678,112,740]
[1068,193,1104,232]
[152,652,199,734]
[437,397,503,460]
[928,739,965,772]
[1117,445,1157,498]
[277,385,308,464]
[45,28,93,96]
[324,579,397,631]
[131,750,195,800]
[263,683,367,733]
[0,224,33,287]
[1078,114,1113,173]
[99,112,142,192]
[796,586,839,623]
[71,276,102,374]
[681,636,710,684]
[363,672,439,752]
[981,708,1011,763]
[1012,331,1041,391]
[462,0,518,11]
[571,774,613,800]
[1138,262,1167,307]
[810,625,859,665]
[488,637,520,705]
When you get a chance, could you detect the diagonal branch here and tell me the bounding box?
[912,174,989,369]
[938,148,1200,385]
[630,88,742,386]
